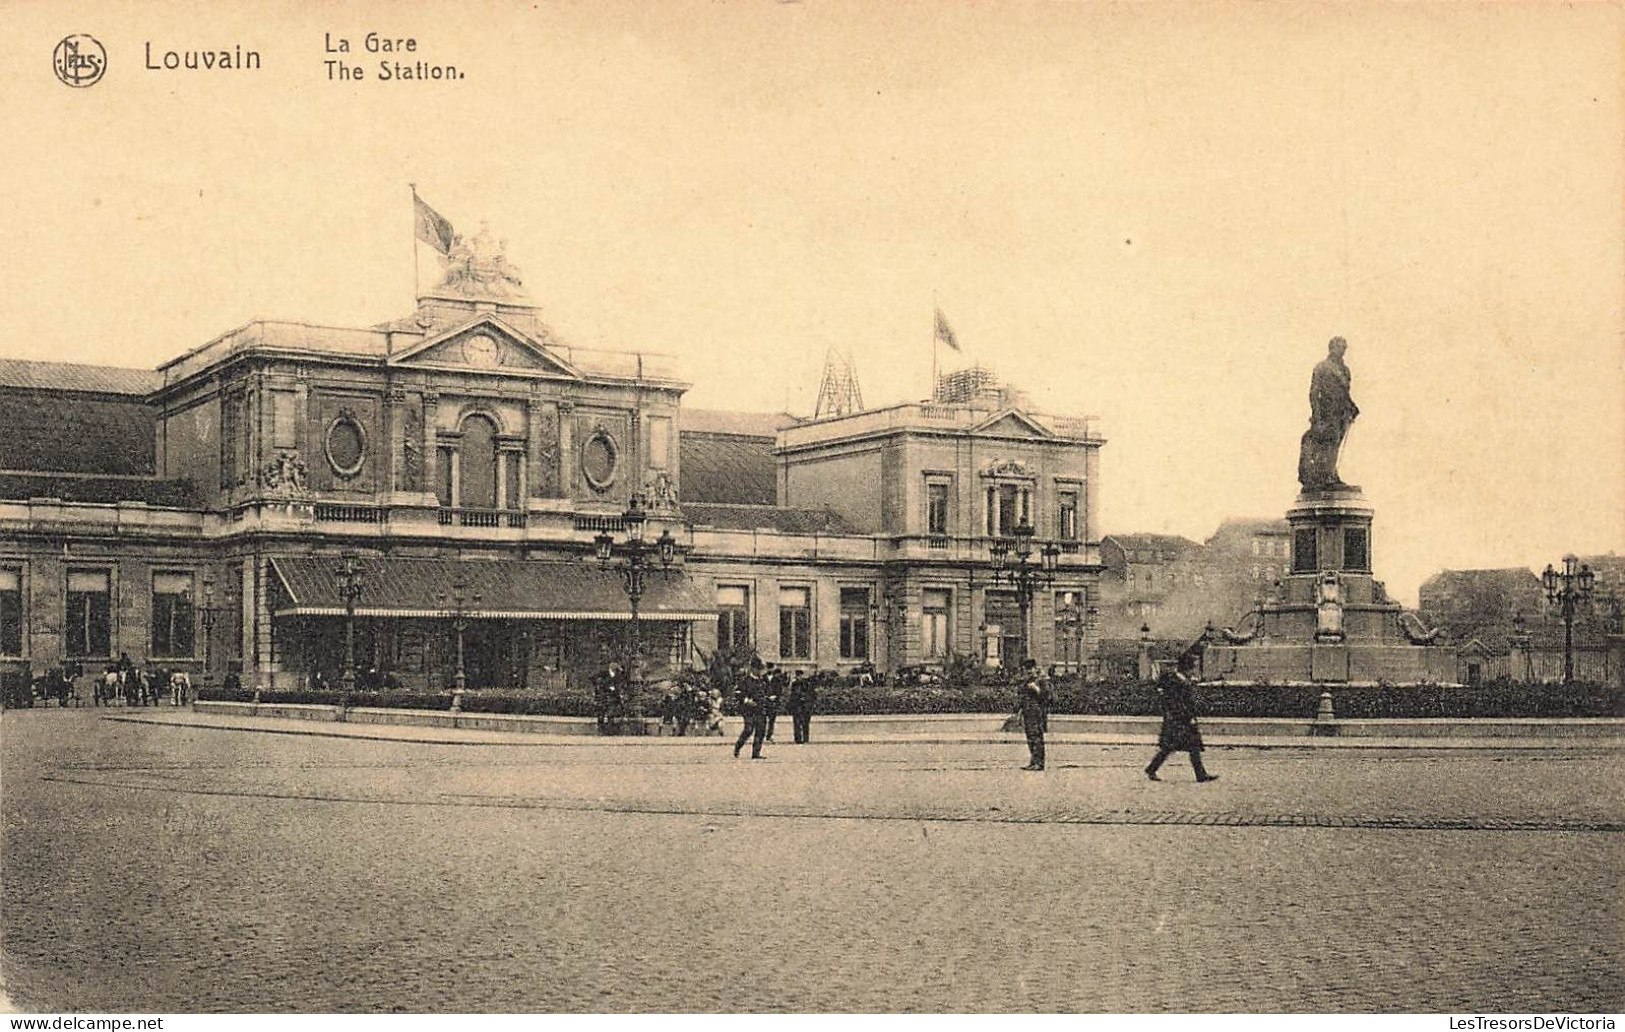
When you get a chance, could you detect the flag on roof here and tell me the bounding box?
[413,190,454,255]
[934,307,960,352]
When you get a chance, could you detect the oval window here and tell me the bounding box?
[325,416,366,477]
[581,430,618,491]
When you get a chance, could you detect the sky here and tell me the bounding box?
[3,0,1621,605]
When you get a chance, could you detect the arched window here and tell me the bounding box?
[459,414,499,509]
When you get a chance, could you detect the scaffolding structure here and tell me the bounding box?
[814,348,865,419]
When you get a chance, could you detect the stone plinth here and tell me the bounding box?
[1200,485,1459,685]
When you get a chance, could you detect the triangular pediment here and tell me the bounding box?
[972,409,1053,439]
[389,316,581,379]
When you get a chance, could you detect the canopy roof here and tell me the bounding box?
[270,557,715,621]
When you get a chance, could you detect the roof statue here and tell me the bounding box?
[435,222,527,299]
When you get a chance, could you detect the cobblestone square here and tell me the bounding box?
[3,710,1621,1013]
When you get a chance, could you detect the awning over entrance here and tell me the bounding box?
[269,557,716,621]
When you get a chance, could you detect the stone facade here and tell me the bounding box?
[0,288,1107,694]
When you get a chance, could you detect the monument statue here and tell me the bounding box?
[1297,336,1359,491]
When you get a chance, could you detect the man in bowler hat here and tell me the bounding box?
[1016,658,1052,771]
[733,658,769,759]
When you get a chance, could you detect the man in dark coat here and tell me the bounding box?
[733,659,768,759]
[1146,664,1218,782]
[788,671,817,744]
[1016,658,1052,771]
[763,664,784,742]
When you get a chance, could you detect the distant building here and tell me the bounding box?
[1098,533,1205,638]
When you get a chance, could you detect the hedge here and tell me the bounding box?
[197,679,1625,719]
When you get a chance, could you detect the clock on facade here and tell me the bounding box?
[461,334,502,367]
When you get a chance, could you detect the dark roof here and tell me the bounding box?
[0,474,198,507]
[679,408,799,437]
[683,503,856,534]
[1419,568,1543,596]
[270,557,715,620]
[0,390,157,475]
[679,432,777,505]
[0,359,160,396]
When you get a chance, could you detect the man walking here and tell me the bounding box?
[763,663,784,742]
[1146,661,1218,783]
[1016,658,1052,771]
[733,659,768,759]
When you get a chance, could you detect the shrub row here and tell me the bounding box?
[197,679,1625,719]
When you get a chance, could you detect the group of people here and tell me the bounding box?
[17,654,196,708]
[1014,655,1219,782]
[732,659,819,759]
[657,681,727,737]
[95,654,194,707]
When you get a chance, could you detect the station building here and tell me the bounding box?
[0,236,1104,696]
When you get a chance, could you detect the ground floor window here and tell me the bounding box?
[779,586,811,660]
[0,569,21,656]
[151,571,196,658]
[66,570,111,658]
[716,585,750,653]
[839,587,870,660]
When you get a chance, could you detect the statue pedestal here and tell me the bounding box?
[1199,485,1459,686]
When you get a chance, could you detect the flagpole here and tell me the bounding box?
[930,297,938,401]
[409,183,420,300]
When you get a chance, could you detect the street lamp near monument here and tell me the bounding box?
[989,522,1060,666]
[332,555,366,694]
[593,494,678,723]
[436,578,480,704]
[1542,555,1595,684]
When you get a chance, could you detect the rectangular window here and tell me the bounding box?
[1344,527,1369,571]
[272,390,298,449]
[0,569,21,656]
[922,588,951,659]
[647,417,671,471]
[778,586,811,660]
[1058,488,1079,540]
[716,585,750,654]
[66,570,111,658]
[998,485,1018,536]
[150,571,196,658]
[927,482,950,536]
[839,587,870,660]
[1293,529,1318,573]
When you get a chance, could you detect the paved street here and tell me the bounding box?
[2,709,1621,1013]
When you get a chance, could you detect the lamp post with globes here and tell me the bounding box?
[1542,555,1595,684]
[594,494,678,723]
[195,574,231,687]
[989,522,1061,667]
[332,555,366,694]
[436,578,480,705]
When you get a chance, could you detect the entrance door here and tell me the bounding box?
[984,591,1024,668]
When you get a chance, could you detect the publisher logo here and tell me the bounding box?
[53,34,106,87]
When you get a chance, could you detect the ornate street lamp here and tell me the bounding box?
[1542,555,1595,684]
[436,578,480,700]
[989,521,1061,667]
[594,494,679,725]
[332,555,366,693]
